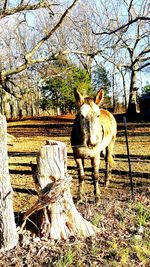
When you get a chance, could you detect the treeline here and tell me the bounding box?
[0,59,114,118]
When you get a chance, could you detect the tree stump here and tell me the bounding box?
[0,115,18,252]
[21,140,99,239]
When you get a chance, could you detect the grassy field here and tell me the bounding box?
[0,116,149,266]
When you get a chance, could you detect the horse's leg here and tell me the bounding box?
[104,137,115,187]
[75,158,85,201]
[91,156,100,203]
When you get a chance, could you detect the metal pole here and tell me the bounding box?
[123,116,134,196]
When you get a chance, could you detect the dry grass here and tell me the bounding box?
[7,117,150,211]
[1,116,149,266]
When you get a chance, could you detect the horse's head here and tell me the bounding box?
[74,88,104,148]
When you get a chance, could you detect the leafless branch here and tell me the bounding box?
[133,25,140,50]
[25,0,79,61]
[2,48,94,78]
[3,0,8,11]
[137,61,150,71]
[0,72,21,98]
[0,1,57,19]
[0,0,80,92]
[138,47,150,58]
[123,0,134,21]
[92,16,150,36]
[132,47,150,67]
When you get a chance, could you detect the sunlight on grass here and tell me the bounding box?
[5,118,150,266]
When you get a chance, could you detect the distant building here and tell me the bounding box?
[139,92,150,119]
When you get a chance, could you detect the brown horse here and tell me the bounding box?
[71,88,117,202]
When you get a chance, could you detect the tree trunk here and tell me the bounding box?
[120,70,127,110]
[0,115,18,252]
[21,140,99,239]
[127,68,138,116]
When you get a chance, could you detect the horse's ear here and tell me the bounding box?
[94,89,104,106]
[74,88,84,106]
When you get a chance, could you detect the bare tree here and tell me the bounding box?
[0,0,149,114]
[0,0,79,96]
[91,0,150,115]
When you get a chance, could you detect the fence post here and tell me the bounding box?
[0,115,18,252]
[123,116,134,196]
[21,140,99,239]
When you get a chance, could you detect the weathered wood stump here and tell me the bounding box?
[0,115,18,252]
[21,140,99,239]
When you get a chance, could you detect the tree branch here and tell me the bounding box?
[137,61,150,71]
[0,1,57,19]
[0,72,22,98]
[99,51,131,70]
[1,48,93,79]
[25,0,79,61]
[138,47,150,58]
[1,0,80,93]
[92,16,150,36]
[2,0,8,11]
[132,47,150,66]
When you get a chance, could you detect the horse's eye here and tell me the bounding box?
[97,114,100,118]
[80,114,85,119]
